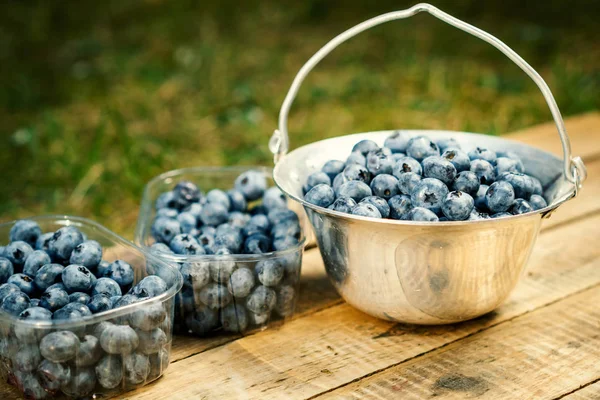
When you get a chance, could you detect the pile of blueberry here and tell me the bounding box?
[149,170,302,335]
[303,132,549,221]
[0,220,171,398]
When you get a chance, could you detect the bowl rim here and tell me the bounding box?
[273,128,576,227]
[134,166,307,263]
[0,215,184,330]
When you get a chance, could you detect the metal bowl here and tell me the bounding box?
[269,4,587,324]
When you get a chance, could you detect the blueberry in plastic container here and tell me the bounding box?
[13,344,42,372]
[61,367,96,397]
[234,170,267,201]
[69,240,103,270]
[75,335,103,367]
[38,359,71,391]
[246,285,277,314]
[243,233,271,254]
[23,250,51,277]
[40,286,69,311]
[123,352,151,386]
[95,354,123,389]
[4,241,33,267]
[92,277,122,297]
[1,291,30,315]
[100,324,139,354]
[34,263,65,292]
[7,273,35,295]
[104,260,134,288]
[48,226,84,262]
[275,285,296,317]
[62,264,94,293]
[228,267,255,298]
[151,217,181,245]
[221,304,249,333]
[185,306,218,335]
[129,301,167,331]
[40,331,80,363]
[10,220,42,247]
[173,180,202,208]
[0,258,14,283]
[132,275,168,297]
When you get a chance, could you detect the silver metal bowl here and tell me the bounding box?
[270,4,587,324]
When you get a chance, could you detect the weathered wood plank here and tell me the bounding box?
[560,381,600,400]
[118,208,600,400]
[320,287,600,400]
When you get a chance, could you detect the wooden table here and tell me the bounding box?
[3,113,600,399]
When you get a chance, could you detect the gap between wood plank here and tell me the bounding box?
[555,377,600,400]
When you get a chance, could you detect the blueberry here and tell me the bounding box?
[346,151,366,166]
[185,305,218,335]
[328,196,357,213]
[148,348,170,380]
[132,275,168,297]
[59,301,93,316]
[529,194,547,210]
[34,263,64,292]
[474,184,489,211]
[4,241,33,267]
[470,159,496,185]
[243,214,271,237]
[7,273,35,295]
[497,172,535,199]
[436,138,461,152]
[468,209,491,220]
[369,174,399,200]
[221,304,249,333]
[234,170,267,201]
[410,178,449,215]
[408,207,439,222]
[18,305,52,321]
[468,147,497,164]
[151,217,181,245]
[156,207,179,219]
[114,293,142,308]
[75,335,102,367]
[384,131,409,153]
[23,250,51,277]
[303,171,332,194]
[246,285,277,314]
[396,172,422,196]
[129,301,166,331]
[250,204,268,215]
[359,196,390,218]
[332,172,348,194]
[13,344,42,372]
[274,285,296,317]
[105,260,134,288]
[305,184,335,208]
[110,296,122,307]
[228,212,251,229]
[38,359,71,391]
[87,294,112,313]
[169,233,199,254]
[199,202,230,226]
[441,191,475,221]
[351,202,382,218]
[248,310,270,326]
[175,212,197,234]
[61,264,93,293]
[96,354,123,389]
[137,328,167,355]
[244,233,271,254]
[214,228,243,253]
[388,194,413,220]
[422,156,457,185]
[366,149,394,176]
[485,181,516,213]
[52,306,86,323]
[336,181,372,202]
[272,235,299,251]
[48,226,84,261]
[452,170,480,196]
[199,283,231,309]
[173,180,202,208]
[40,331,80,362]
[267,208,298,225]
[61,367,96,397]
[321,160,346,180]
[150,243,173,256]
[352,139,379,155]
[392,156,422,177]
[100,323,139,354]
[18,374,46,399]
[255,259,284,287]
[227,189,247,212]
[35,232,54,252]
[92,277,122,298]
[495,157,524,175]
[29,298,40,307]
[123,352,151,385]
[343,164,371,184]
[406,136,440,161]
[510,198,534,215]
[10,220,42,247]
[68,240,102,270]
[0,282,20,304]
[227,267,255,298]
[0,336,18,358]
[155,190,177,210]
[40,287,69,311]
[96,260,111,277]
[1,291,30,315]
[15,306,52,342]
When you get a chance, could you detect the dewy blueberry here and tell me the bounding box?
[366,149,394,176]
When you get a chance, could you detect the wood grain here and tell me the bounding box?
[320,286,600,400]
[118,208,600,399]
[560,381,600,400]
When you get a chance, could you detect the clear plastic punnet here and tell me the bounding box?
[0,216,183,399]
[135,166,306,336]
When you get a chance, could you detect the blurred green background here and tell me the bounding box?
[0,0,598,236]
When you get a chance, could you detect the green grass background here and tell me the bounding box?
[0,0,598,235]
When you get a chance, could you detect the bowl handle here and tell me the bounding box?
[270,3,586,189]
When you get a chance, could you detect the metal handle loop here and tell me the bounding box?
[272,3,586,186]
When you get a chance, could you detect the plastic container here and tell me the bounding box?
[135,166,306,336]
[0,216,183,399]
